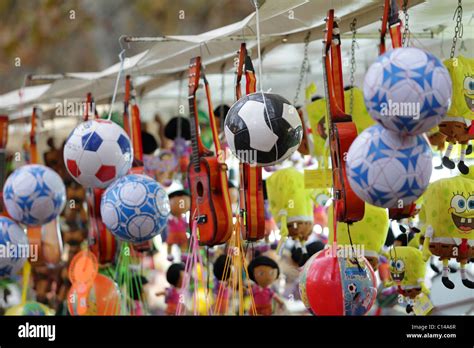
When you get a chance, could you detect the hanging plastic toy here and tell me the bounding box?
[438,1,474,174]
[421,176,474,289]
[328,202,389,269]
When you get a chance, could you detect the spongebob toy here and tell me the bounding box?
[328,202,389,270]
[388,246,429,314]
[421,176,474,289]
[439,56,474,174]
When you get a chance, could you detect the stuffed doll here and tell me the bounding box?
[247,256,284,315]
[328,202,389,269]
[156,263,185,315]
[438,56,474,174]
[212,254,231,315]
[388,246,430,314]
[166,190,190,261]
[266,168,315,247]
[421,176,474,289]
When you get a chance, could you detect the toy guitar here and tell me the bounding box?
[378,2,417,220]
[322,10,364,223]
[0,115,8,215]
[187,56,233,246]
[26,107,43,261]
[236,43,265,241]
[379,0,402,55]
[83,94,118,264]
[125,75,152,252]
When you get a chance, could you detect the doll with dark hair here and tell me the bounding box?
[156,263,185,315]
[248,256,284,315]
[166,190,190,261]
[213,254,231,314]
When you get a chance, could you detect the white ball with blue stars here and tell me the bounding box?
[100,174,170,243]
[364,47,452,135]
[0,217,29,279]
[346,125,432,208]
[3,165,66,226]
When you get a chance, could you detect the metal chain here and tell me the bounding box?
[349,18,357,115]
[402,0,410,47]
[293,32,311,106]
[450,0,463,59]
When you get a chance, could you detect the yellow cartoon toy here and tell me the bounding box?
[328,202,389,269]
[388,246,430,314]
[439,56,474,174]
[421,176,474,289]
[266,168,315,248]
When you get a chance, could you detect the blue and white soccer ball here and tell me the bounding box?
[224,92,303,166]
[364,47,452,135]
[63,120,133,188]
[100,174,170,243]
[346,125,432,208]
[3,164,66,226]
[0,217,29,278]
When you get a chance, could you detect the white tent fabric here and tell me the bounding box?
[0,0,429,120]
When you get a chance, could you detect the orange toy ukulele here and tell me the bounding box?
[322,10,364,223]
[236,43,265,241]
[187,57,233,246]
[0,115,8,215]
[83,93,118,264]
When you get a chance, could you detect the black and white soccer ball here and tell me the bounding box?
[224,92,302,166]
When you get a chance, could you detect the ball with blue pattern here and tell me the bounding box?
[100,174,170,243]
[364,47,452,135]
[3,165,66,226]
[0,217,29,279]
[346,125,432,208]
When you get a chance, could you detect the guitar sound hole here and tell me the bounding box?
[196,181,204,197]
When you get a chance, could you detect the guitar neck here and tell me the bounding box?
[0,115,8,214]
[323,11,351,124]
[203,75,222,156]
[30,108,39,164]
[189,94,203,172]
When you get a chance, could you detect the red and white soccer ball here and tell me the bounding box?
[63,120,133,188]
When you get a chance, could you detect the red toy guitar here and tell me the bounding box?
[236,43,265,241]
[187,56,233,246]
[0,115,8,215]
[83,93,118,264]
[379,0,402,55]
[125,75,152,252]
[323,10,364,223]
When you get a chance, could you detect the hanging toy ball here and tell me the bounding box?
[63,120,133,188]
[298,251,320,314]
[5,301,54,315]
[0,217,28,278]
[300,249,377,315]
[100,174,170,243]
[224,92,303,166]
[3,165,66,226]
[346,125,432,209]
[364,47,452,135]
